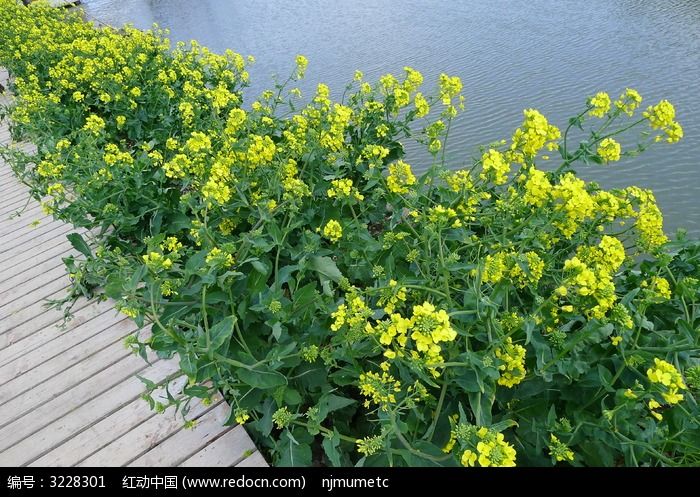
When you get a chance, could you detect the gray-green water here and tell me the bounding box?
[82,0,700,235]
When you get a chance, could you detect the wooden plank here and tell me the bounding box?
[0,274,71,325]
[0,328,141,419]
[0,216,62,242]
[0,180,29,196]
[0,68,264,468]
[0,215,58,240]
[0,224,75,260]
[0,202,36,222]
[0,265,69,312]
[0,175,30,192]
[0,348,151,452]
[0,315,132,388]
[0,182,25,196]
[5,142,37,156]
[0,297,114,367]
[0,295,89,350]
[30,375,188,467]
[235,451,268,467]
[0,208,50,236]
[0,195,34,216]
[0,235,72,271]
[0,188,32,207]
[0,242,72,282]
[0,169,18,183]
[127,403,232,467]
[0,217,68,249]
[0,188,27,201]
[0,324,146,405]
[0,234,76,269]
[0,247,71,295]
[0,356,176,467]
[0,164,17,176]
[0,260,68,306]
[0,327,130,406]
[78,398,217,467]
[0,279,72,333]
[3,341,132,418]
[179,425,256,467]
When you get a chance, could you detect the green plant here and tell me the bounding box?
[1,0,697,466]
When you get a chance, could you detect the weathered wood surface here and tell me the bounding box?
[0,68,266,467]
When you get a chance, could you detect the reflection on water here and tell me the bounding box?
[82,0,700,234]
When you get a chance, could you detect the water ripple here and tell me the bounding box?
[82,0,700,234]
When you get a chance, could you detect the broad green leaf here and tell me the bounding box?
[209,315,236,353]
[322,432,342,467]
[319,393,356,419]
[237,367,287,389]
[278,430,312,467]
[310,255,343,282]
[67,232,91,257]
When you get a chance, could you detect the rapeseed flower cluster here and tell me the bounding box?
[331,292,372,334]
[548,434,575,462]
[2,1,693,467]
[589,92,611,118]
[386,160,416,194]
[510,109,560,159]
[448,424,517,467]
[597,137,621,162]
[205,247,235,268]
[647,358,686,406]
[323,219,343,242]
[327,178,364,201]
[480,148,510,185]
[614,88,642,116]
[643,100,684,143]
[642,276,672,300]
[482,251,545,288]
[142,252,173,272]
[495,338,527,388]
[561,236,625,319]
[358,371,402,409]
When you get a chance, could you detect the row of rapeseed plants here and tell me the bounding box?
[0,0,698,466]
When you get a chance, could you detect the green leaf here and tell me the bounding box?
[209,315,236,353]
[489,418,518,432]
[183,385,210,398]
[104,274,125,300]
[166,212,192,232]
[293,283,318,312]
[278,430,312,467]
[250,259,269,274]
[597,364,615,391]
[319,393,356,419]
[237,367,288,389]
[125,265,147,293]
[185,249,207,272]
[284,388,302,406]
[180,352,197,378]
[468,389,494,426]
[257,398,275,437]
[309,256,343,282]
[67,232,91,257]
[322,432,342,467]
[150,212,163,235]
[271,321,282,341]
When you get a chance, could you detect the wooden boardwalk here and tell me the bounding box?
[0,69,266,468]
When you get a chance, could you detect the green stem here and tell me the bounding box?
[423,380,448,441]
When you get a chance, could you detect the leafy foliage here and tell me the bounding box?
[0,0,698,466]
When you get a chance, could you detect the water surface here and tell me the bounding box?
[82,0,700,234]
